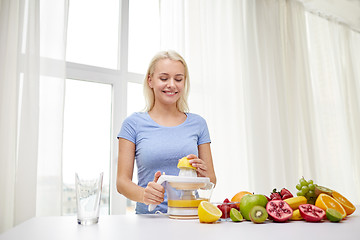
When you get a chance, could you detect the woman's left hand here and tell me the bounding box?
[187,154,208,178]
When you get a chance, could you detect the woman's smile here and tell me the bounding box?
[162,90,177,96]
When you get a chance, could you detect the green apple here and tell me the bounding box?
[239,194,268,221]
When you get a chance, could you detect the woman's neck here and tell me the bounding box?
[148,104,186,127]
[150,103,180,116]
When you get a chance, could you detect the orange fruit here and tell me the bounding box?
[332,191,356,216]
[315,193,346,218]
[231,191,252,208]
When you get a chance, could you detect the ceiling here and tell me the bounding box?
[298,0,360,32]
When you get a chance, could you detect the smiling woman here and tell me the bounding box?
[116,50,216,215]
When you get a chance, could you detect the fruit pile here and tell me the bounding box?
[197,176,356,224]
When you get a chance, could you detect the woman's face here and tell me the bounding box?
[148,58,185,108]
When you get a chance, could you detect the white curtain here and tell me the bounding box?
[0,0,40,232]
[36,0,67,217]
[184,0,251,200]
[305,12,360,199]
[0,0,67,232]
[159,0,185,54]
[161,0,360,203]
[184,0,301,200]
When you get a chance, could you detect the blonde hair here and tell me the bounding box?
[143,50,190,112]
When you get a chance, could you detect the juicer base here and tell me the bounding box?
[168,207,198,217]
[168,215,198,220]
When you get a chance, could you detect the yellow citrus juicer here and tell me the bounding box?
[148,157,214,219]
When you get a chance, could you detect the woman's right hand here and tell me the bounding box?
[143,171,165,205]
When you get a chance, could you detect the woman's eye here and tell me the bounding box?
[175,79,183,82]
[160,78,167,81]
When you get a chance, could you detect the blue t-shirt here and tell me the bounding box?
[117,112,211,214]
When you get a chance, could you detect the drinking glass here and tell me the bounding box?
[75,172,103,225]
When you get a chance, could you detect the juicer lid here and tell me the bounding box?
[160,175,210,183]
[158,175,212,190]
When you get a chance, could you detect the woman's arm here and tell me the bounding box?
[116,138,164,205]
[188,143,216,185]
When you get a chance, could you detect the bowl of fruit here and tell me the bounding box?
[215,198,240,221]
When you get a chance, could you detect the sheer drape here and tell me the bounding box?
[0,0,20,231]
[160,0,360,203]
[0,0,67,232]
[159,0,185,54]
[184,0,251,201]
[306,13,360,198]
[184,0,306,199]
[0,0,40,231]
[36,0,67,217]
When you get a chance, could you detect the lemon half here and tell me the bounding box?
[198,201,222,223]
[177,157,196,170]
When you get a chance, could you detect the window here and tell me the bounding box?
[62,0,160,215]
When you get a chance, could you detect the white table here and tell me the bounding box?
[1,210,359,240]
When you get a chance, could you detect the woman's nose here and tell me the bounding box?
[167,78,175,88]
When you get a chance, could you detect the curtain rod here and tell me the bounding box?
[292,0,360,34]
[305,8,360,34]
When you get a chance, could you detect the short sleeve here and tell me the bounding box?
[117,114,137,143]
[198,117,211,145]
